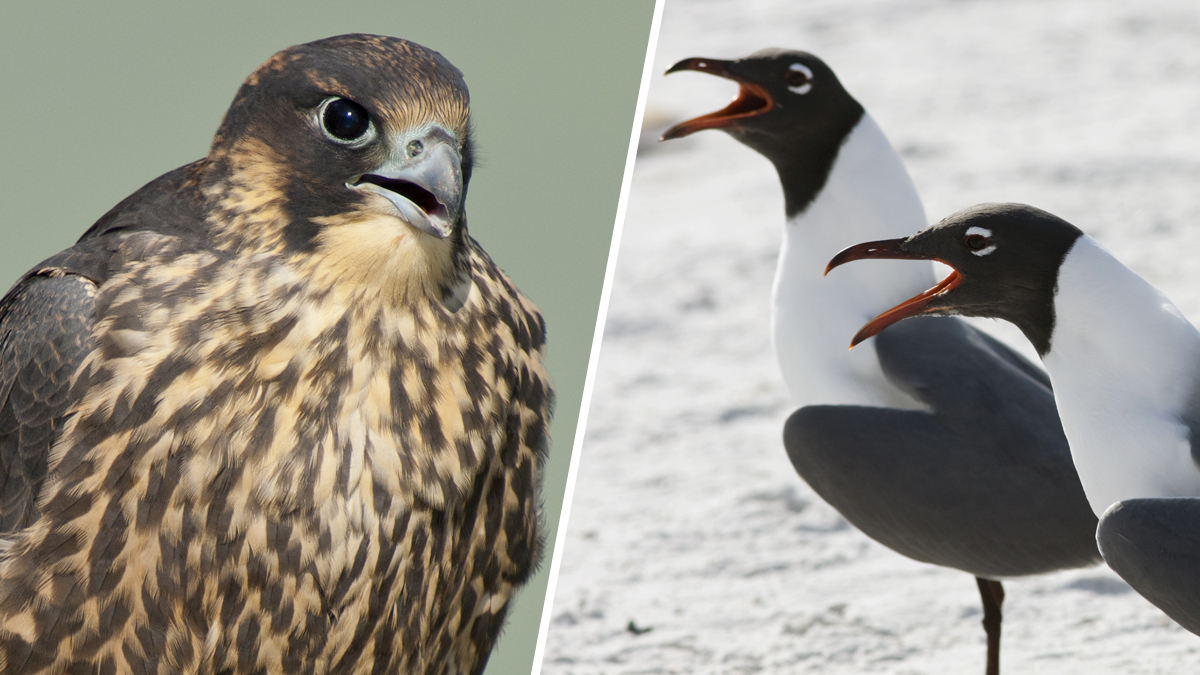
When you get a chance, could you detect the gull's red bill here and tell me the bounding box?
[660,58,775,141]
[825,238,962,348]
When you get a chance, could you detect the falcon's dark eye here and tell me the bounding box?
[321,98,372,142]
[966,234,989,250]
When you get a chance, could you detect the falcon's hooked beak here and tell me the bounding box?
[825,238,964,348]
[660,58,775,141]
[351,127,463,239]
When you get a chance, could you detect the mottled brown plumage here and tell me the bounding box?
[0,34,551,674]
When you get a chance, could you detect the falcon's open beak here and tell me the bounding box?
[660,58,775,141]
[351,128,463,239]
[826,238,964,348]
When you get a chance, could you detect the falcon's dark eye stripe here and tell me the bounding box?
[322,98,371,142]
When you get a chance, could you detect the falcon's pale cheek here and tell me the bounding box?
[306,213,456,306]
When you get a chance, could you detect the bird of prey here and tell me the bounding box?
[0,34,552,675]
[662,50,1098,674]
[828,202,1200,638]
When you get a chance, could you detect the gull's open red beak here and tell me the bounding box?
[660,57,775,141]
[826,238,963,348]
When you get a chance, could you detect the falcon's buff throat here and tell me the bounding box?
[0,34,552,675]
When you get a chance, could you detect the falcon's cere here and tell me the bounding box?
[0,34,552,674]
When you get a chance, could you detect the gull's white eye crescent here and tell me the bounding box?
[786,63,813,95]
[965,226,997,256]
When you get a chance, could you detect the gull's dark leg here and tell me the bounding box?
[976,577,1005,675]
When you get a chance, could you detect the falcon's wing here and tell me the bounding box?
[0,271,98,535]
[0,166,201,537]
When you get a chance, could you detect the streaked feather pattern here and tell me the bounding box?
[0,34,551,675]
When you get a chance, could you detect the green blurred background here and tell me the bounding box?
[0,2,654,672]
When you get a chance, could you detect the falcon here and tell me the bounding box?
[0,34,551,675]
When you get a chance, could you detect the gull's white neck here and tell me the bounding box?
[1044,235,1200,515]
[772,113,936,409]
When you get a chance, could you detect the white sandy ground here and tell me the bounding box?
[542,0,1200,673]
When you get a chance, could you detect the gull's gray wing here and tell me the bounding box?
[784,316,1100,578]
[1097,498,1200,636]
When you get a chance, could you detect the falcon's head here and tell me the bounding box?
[204,34,474,302]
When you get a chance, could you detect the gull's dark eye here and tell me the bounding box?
[966,234,989,250]
[785,63,814,94]
[322,98,371,141]
[786,70,810,88]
